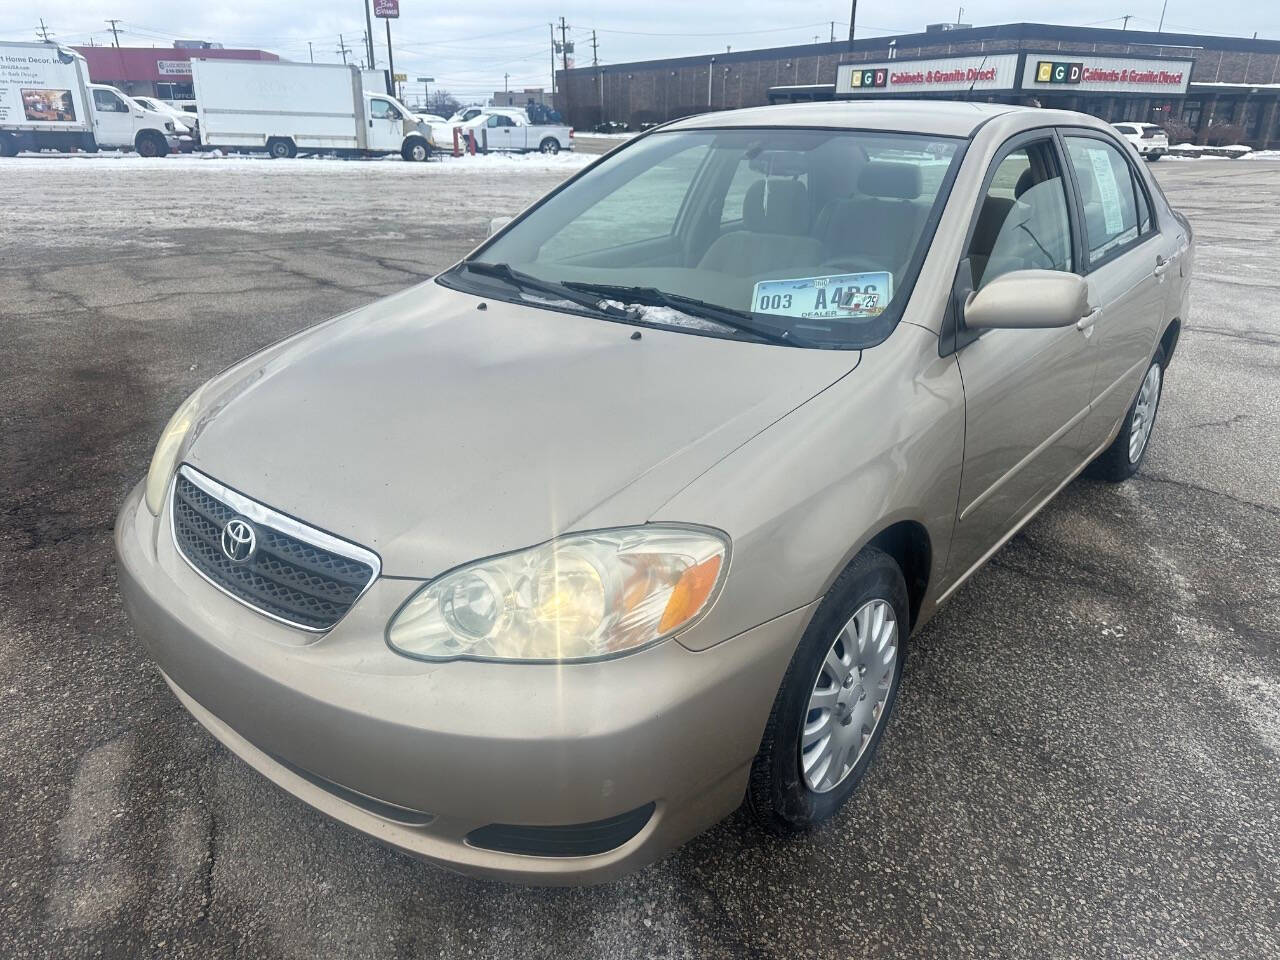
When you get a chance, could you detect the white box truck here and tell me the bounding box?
[1,41,183,157]
[190,59,434,161]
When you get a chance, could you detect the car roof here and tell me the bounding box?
[664,100,1026,138]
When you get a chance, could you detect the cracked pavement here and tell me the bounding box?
[1,156,1277,959]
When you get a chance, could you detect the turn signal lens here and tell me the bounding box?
[387,526,728,662]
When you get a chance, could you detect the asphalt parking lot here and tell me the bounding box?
[1,152,1277,959]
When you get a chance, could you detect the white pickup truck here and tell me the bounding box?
[0,41,182,157]
[434,111,573,155]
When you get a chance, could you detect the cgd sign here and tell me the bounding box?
[835,54,1019,95]
[1023,55,1191,94]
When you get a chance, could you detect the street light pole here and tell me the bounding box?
[363,0,376,71]
[847,0,857,44]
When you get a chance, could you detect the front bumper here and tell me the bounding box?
[115,480,809,884]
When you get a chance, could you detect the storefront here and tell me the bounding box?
[833,52,1193,114]
[73,46,279,101]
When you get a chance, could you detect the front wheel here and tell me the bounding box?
[747,547,907,833]
[539,137,560,155]
[401,137,430,162]
[135,132,167,158]
[1087,345,1166,482]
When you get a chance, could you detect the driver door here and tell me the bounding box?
[945,132,1098,583]
[366,97,404,152]
[485,115,516,152]
[91,88,133,149]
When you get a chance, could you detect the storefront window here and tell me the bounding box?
[155,82,195,100]
[1244,101,1262,138]
[1182,100,1202,130]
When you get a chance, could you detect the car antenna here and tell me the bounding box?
[966,24,1001,96]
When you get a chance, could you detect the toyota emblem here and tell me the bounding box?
[221,517,257,563]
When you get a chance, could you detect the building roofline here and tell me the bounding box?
[565,21,1280,77]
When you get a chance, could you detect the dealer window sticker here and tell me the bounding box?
[1086,146,1125,236]
[751,271,893,321]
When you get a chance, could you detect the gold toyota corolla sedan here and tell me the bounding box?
[116,101,1193,884]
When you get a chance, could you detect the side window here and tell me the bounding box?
[966,140,1074,289]
[538,142,711,261]
[1064,136,1141,261]
[93,90,126,113]
[370,99,395,119]
[1133,168,1153,234]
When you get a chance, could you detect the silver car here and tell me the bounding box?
[116,101,1192,884]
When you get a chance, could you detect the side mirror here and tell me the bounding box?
[964,269,1090,330]
[487,216,512,237]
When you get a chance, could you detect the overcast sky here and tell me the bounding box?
[4,1,1277,100]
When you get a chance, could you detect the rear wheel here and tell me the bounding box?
[748,547,907,833]
[135,132,168,158]
[539,137,560,155]
[1087,345,1166,482]
[266,138,297,159]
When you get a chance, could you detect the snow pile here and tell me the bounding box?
[7,149,594,174]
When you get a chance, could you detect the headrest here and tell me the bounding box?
[1014,168,1037,198]
[858,162,922,200]
[743,178,809,235]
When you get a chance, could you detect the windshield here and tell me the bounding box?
[446,127,963,348]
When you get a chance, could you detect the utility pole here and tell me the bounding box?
[558,16,571,72]
[36,18,53,41]
[106,18,121,47]
[590,29,599,67]
[829,21,836,42]
[384,19,395,97]
[363,0,376,71]
[308,41,314,63]
[549,23,557,99]
[504,72,509,93]
[336,34,351,64]
[847,0,857,44]
[1157,0,1169,31]
[1121,14,1132,30]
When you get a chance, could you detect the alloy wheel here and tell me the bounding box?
[800,598,899,793]
[1128,362,1162,463]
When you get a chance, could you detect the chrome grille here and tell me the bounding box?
[171,466,379,631]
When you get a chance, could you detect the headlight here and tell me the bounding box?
[387,526,728,662]
[143,386,205,515]
[165,120,175,132]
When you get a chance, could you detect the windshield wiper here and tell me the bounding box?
[562,282,810,347]
[460,261,631,319]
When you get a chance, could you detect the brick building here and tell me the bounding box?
[556,22,1280,148]
[73,45,280,101]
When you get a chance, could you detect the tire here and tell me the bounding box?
[0,133,17,158]
[1146,154,1163,162]
[401,137,430,162]
[135,132,167,158]
[539,137,560,155]
[267,138,296,160]
[747,547,908,834]
[1086,345,1166,482]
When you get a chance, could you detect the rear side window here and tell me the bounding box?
[1064,136,1141,261]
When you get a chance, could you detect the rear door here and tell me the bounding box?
[1060,131,1172,451]
[946,130,1096,580]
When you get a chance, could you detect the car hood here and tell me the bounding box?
[185,281,858,578]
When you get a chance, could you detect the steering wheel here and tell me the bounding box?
[818,255,891,275]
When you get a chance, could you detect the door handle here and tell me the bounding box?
[1153,254,1170,278]
[1077,306,1100,332]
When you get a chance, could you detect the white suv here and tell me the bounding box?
[1112,122,1169,160]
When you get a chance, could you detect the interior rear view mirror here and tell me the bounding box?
[963,270,1090,330]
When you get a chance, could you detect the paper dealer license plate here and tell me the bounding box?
[751,271,893,320]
